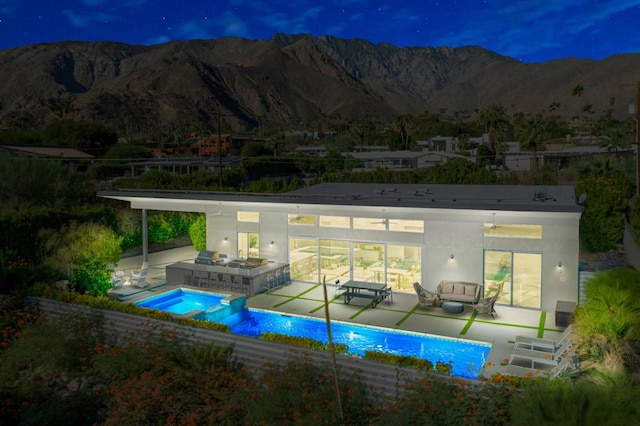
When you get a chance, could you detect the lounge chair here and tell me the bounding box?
[413,282,438,309]
[130,268,149,288]
[514,324,573,352]
[504,355,575,379]
[510,338,573,363]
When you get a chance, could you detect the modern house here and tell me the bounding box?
[100,182,582,311]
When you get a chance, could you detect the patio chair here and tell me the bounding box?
[474,293,498,318]
[413,282,437,309]
[111,270,125,288]
[334,279,345,297]
[130,268,149,288]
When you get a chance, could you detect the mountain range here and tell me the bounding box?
[0,33,638,136]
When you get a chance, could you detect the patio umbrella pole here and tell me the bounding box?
[322,275,344,423]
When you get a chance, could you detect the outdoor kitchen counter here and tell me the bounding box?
[165,261,289,294]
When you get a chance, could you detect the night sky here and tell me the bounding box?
[0,0,639,63]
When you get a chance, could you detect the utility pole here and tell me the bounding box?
[627,82,640,196]
[636,82,640,197]
[213,110,224,188]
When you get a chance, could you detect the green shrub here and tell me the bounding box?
[70,257,113,296]
[178,317,230,333]
[510,379,640,425]
[189,214,207,251]
[574,268,640,375]
[246,356,375,425]
[364,350,442,372]
[577,173,633,252]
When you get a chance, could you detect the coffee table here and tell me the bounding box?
[442,301,464,314]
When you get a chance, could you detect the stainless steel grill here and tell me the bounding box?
[195,250,216,265]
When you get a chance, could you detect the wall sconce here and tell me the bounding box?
[223,237,228,242]
[450,254,455,261]
[270,241,274,246]
[557,261,563,270]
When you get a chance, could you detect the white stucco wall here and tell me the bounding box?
[202,202,580,311]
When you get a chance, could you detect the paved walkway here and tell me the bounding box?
[111,246,567,379]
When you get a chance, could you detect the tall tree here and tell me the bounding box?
[572,84,585,97]
[512,112,551,174]
[392,114,416,151]
[595,116,634,160]
[348,116,375,152]
[476,104,509,155]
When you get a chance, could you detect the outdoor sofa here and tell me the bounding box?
[436,280,481,304]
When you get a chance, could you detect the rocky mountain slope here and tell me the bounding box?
[0,34,637,135]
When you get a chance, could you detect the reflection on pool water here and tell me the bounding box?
[136,288,226,315]
[212,308,490,380]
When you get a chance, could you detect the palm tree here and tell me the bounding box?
[572,84,585,97]
[512,112,551,173]
[476,104,510,156]
[349,116,375,152]
[595,117,634,160]
[392,114,416,151]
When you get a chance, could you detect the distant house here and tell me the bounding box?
[128,156,245,177]
[295,145,327,157]
[0,145,94,159]
[187,134,268,157]
[501,142,635,172]
[349,150,474,171]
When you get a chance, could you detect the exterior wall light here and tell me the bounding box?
[450,254,455,261]
[224,237,228,241]
[270,241,274,246]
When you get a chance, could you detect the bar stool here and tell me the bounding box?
[222,275,233,291]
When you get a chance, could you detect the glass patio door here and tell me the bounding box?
[484,250,541,308]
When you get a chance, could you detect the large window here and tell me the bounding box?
[353,217,385,230]
[483,224,542,239]
[484,250,541,308]
[237,211,259,222]
[319,215,350,228]
[288,214,317,226]
[389,219,424,233]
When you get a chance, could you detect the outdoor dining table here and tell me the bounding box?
[341,280,388,308]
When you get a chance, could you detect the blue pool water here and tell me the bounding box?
[136,289,225,315]
[215,309,490,380]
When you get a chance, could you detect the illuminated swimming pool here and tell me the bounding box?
[136,288,226,315]
[209,308,490,380]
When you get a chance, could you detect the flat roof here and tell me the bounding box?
[99,183,582,213]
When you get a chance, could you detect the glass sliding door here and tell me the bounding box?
[289,238,318,282]
[386,245,421,291]
[353,242,384,283]
[484,250,512,304]
[319,239,350,284]
[237,232,259,259]
[512,253,541,308]
[484,250,541,308]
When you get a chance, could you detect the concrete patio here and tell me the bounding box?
[111,246,569,379]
